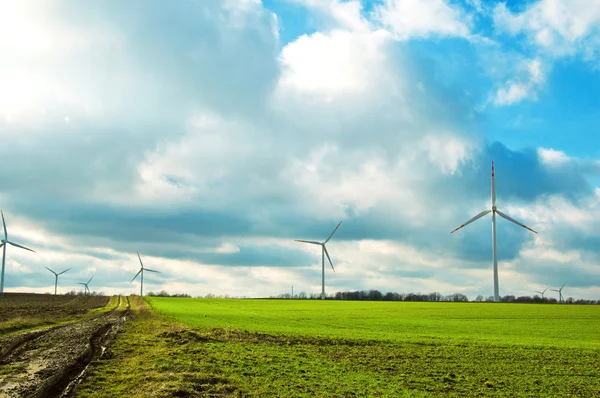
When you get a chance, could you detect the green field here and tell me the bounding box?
[76,298,600,397]
[148,298,600,349]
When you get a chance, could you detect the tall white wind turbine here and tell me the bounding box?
[295,221,342,300]
[451,162,538,302]
[45,267,71,295]
[78,276,94,295]
[0,211,36,293]
[550,283,565,303]
[131,251,160,297]
[534,287,547,299]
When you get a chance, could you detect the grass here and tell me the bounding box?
[76,298,600,397]
[148,299,600,349]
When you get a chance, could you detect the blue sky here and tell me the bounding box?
[0,0,599,300]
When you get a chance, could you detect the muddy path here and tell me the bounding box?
[0,295,130,398]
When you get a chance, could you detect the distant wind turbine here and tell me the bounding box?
[295,221,342,300]
[0,210,36,293]
[45,267,71,295]
[534,287,547,299]
[131,251,160,297]
[550,283,565,303]
[78,276,94,295]
[451,162,538,302]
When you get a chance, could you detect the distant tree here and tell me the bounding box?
[515,296,533,303]
[429,292,442,302]
[473,295,484,302]
[298,291,307,299]
[500,295,516,303]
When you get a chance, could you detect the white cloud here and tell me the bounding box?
[493,0,600,57]
[372,0,471,40]
[277,29,391,97]
[494,57,546,105]
[538,148,571,166]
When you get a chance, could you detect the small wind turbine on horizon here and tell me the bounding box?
[451,162,538,303]
[534,287,547,299]
[45,267,71,295]
[550,283,565,303]
[131,251,160,297]
[295,221,342,300]
[78,276,94,295]
[0,210,36,293]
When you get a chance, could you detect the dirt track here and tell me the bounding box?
[0,295,130,398]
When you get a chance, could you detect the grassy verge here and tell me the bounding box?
[76,299,600,397]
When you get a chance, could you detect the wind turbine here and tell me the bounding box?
[131,251,160,297]
[0,210,36,293]
[45,267,71,295]
[550,283,565,303]
[451,162,538,302]
[534,287,547,299]
[295,221,342,300]
[78,276,94,295]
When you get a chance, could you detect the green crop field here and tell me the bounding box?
[148,298,600,349]
[76,298,600,397]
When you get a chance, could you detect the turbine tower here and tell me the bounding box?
[295,221,342,300]
[534,287,547,299]
[0,210,36,293]
[45,267,71,295]
[550,283,565,303]
[131,251,160,297]
[78,276,94,295]
[451,162,538,302]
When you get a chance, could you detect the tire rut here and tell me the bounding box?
[0,295,130,398]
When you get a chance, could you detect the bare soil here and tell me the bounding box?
[0,296,130,398]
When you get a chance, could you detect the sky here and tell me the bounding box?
[0,0,599,300]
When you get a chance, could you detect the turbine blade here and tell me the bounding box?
[542,288,547,294]
[491,161,496,207]
[324,221,343,243]
[495,210,538,234]
[144,268,160,273]
[560,283,565,290]
[131,269,142,283]
[87,276,94,284]
[1,210,6,240]
[44,266,57,275]
[450,210,491,234]
[137,251,144,268]
[323,246,335,273]
[8,241,36,253]
[77,282,86,286]
[58,268,71,275]
[295,240,322,245]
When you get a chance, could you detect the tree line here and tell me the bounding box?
[272,290,599,304]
